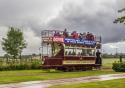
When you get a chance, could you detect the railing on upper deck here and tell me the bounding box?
[41,30,101,49]
[41,30,101,43]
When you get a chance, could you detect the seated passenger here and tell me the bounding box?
[90,33,94,41]
[54,31,61,37]
[82,32,86,40]
[71,31,79,39]
[71,31,75,38]
[75,32,79,39]
[79,33,83,40]
[86,32,89,40]
[86,32,91,40]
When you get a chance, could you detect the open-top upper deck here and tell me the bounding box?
[41,29,101,48]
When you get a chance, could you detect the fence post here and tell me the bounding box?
[120,55,122,63]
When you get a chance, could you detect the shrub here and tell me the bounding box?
[112,61,125,72]
[0,59,41,71]
[31,61,41,69]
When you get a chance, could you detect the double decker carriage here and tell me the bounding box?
[41,30,102,71]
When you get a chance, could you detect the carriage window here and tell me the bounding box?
[42,44,52,57]
[65,48,76,56]
[86,49,95,56]
[92,49,96,56]
[65,49,68,55]
[76,49,82,55]
[65,47,95,56]
[81,49,87,56]
[76,48,95,56]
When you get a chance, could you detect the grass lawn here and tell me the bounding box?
[0,70,119,84]
[0,58,121,84]
[102,58,119,68]
[49,78,125,88]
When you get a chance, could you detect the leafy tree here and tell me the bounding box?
[2,27,27,59]
[114,8,125,24]
[4,54,10,59]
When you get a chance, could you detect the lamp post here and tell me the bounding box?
[115,48,118,57]
[39,47,42,59]
[115,47,122,62]
[19,46,23,60]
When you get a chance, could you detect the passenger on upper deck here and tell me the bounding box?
[86,32,94,41]
[62,29,95,40]
[79,33,83,40]
[71,31,79,39]
[82,32,86,40]
[54,31,61,37]
[90,33,94,41]
[63,28,69,38]
[86,32,90,40]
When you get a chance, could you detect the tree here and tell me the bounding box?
[2,27,27,59]
[114,8,125,24]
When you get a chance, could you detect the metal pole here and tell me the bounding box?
[39,47,42,59]
[41,31,44,59]
[116,48,118,57]
[120,55,122,62]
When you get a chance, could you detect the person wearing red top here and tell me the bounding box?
[71,31,79,39]
[71,31,75,38]
[90,33,94,41]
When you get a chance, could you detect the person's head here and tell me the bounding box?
[64,28,67,32]
[97,50,100,52]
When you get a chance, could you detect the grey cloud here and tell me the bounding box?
[0,0,125,54]
[1,0,124,43]
[0,0,64,55]
[0,0,62,26]
[47,0,125,43]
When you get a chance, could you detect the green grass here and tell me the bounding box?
[50,78,125,88]
[0,70,119,84]
[102,58,119,68]
[0,58,121,84]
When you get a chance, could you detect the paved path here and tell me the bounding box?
[0,73,125,88]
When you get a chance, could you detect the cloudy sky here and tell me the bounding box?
[0,0,125,55]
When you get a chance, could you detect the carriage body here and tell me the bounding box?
[41,30,101,71]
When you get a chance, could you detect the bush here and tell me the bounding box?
[0,59,41,71]
[31,61,41,69]
[112,61,125,72]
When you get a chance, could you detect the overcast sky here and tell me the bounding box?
[0,0,125,55]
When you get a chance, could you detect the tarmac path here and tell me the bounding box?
[0,73,125,88]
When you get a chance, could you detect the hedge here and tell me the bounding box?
[112,61,125,72]
[0,60,41,71]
